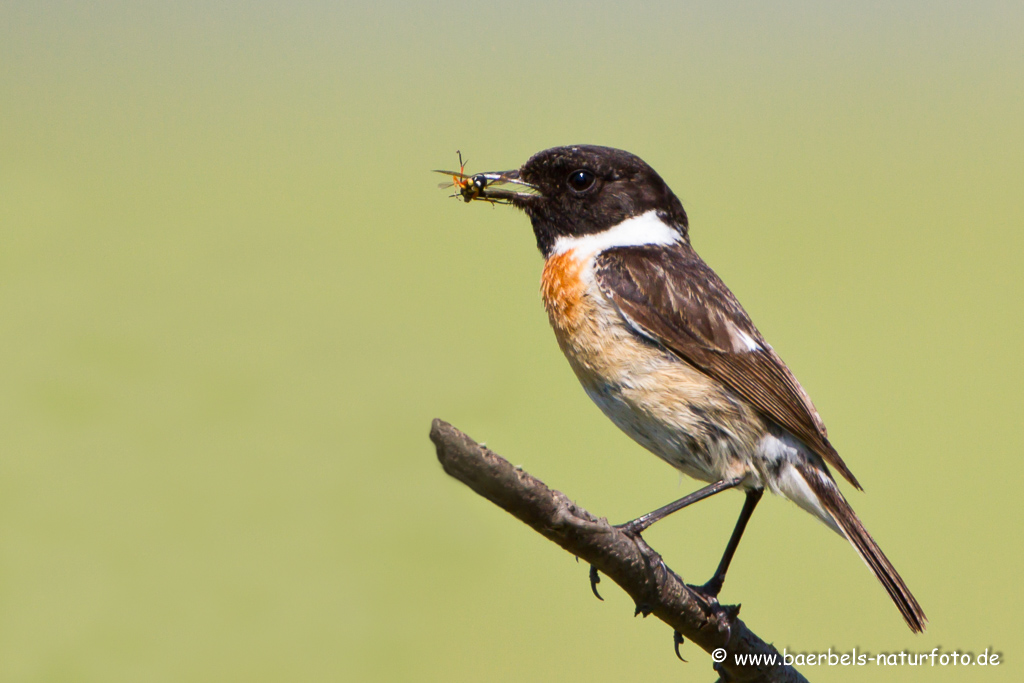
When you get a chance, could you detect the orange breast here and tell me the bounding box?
[540,250,587,334]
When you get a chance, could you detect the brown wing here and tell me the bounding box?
[595,244,861,489]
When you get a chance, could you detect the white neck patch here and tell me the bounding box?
[550,209,681,257]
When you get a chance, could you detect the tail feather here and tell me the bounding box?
[796,463,927,633]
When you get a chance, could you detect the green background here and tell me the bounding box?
[2,1,1021,681]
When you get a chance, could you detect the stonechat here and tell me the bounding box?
[440,145,926,632]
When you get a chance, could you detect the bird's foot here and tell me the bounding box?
[691,574,724,600]
[589,564,603,601]
[614,518,645,537]
[673,630,687,662]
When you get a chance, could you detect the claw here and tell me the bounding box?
[673,630,687,662]
[589,565,603,601]
[633,603,651,617]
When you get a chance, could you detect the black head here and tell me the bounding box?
[480,145,689,256]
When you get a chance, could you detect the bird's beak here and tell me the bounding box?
[473,169,539,206]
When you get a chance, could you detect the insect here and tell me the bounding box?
[434,151,497,204]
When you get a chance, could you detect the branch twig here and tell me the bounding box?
[430,418,808,683]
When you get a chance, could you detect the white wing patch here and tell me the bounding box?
[726,320,762,352]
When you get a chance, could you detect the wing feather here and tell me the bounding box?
[595,245,861,489]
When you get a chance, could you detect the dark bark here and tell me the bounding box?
[430,418,808,683]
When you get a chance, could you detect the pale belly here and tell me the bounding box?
[540,251,767,485]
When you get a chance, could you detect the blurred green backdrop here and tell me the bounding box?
[2,1,1022,681]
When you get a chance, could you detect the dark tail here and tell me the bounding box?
[797,463,927,633]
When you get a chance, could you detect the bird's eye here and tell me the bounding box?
[566,169,596,193]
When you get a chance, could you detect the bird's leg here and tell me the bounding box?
[589,478,750,605]
[616,477,744,536]
[696,488,763,597]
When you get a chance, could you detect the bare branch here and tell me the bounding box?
[431,419,808,683]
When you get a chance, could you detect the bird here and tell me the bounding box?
[447,144,926,632]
